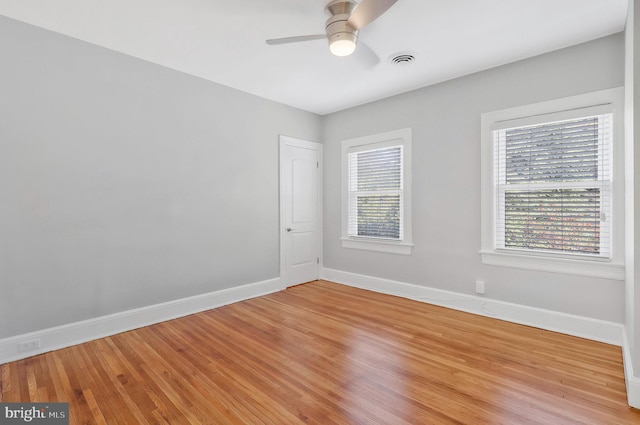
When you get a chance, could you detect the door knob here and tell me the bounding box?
[286,227,293,232]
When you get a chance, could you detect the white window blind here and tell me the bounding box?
[347,143,403,240]
[493,113,612,257]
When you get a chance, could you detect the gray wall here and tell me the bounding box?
[0,16,321,338]
[323,33,626,323]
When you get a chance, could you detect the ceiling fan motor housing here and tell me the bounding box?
[325,0,359,51]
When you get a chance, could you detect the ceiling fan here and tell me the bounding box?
[266,0,398,61]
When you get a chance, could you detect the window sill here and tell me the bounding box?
[479,250,624,280]
[341,238,413,255]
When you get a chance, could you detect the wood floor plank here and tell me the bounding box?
[1,280,639,424]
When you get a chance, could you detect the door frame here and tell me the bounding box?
[279,135,323,288]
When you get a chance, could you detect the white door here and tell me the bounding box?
[280,136,321,287]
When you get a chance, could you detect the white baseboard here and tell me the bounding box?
[321,268,623,346]
[622,330,640,408]
[0,277,283,364]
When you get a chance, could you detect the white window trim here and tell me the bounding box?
[341,128,413,255]
[480,88,625,280]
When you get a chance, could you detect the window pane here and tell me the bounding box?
[356,195,400,239]
[505,117,599,184]
[504,188,600,254]
[356,147,402,191]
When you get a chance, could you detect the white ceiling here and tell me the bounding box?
[0,0,629,115]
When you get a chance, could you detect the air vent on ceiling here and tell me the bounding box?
[389,52,416,66]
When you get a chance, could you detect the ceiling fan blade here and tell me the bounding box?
[355,40,381,68]
[348,0,398,30]
[266,34,326,45]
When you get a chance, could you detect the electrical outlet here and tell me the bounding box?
[18,338,41,352]
[475,280,486,295]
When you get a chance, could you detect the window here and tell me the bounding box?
[342,128,412,255]
[480,88,624,279]
[496,114,612,256]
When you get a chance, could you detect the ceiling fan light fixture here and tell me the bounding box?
[330,38,357,56]
[328,31,358,56]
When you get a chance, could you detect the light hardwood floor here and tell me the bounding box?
[1,280,639,424]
